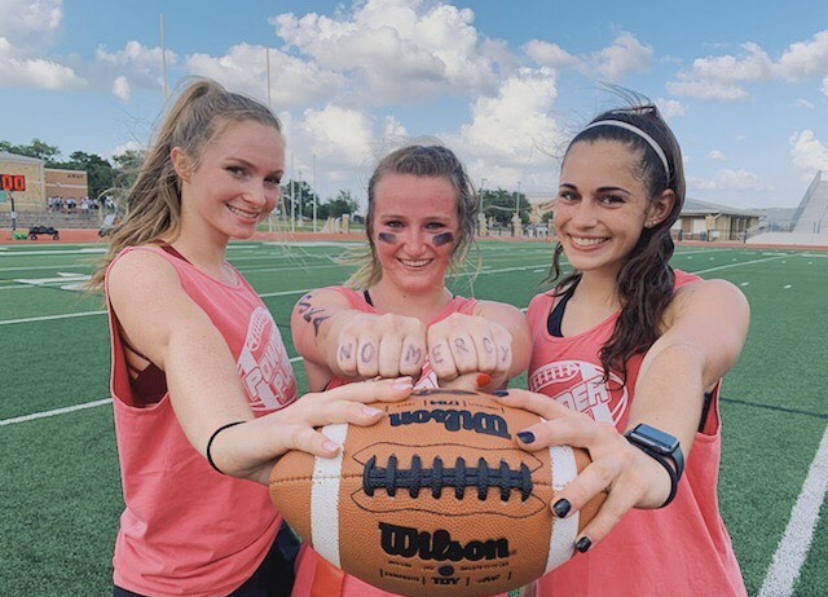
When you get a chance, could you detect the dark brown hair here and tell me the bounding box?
[547,102,686,384]
[347,144,479,289]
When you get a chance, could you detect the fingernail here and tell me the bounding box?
[322,440,340,452]
[362,406,383,416]
[553,498,571,518]
[393,381,413,390]
[476,373,492,388]
[517,431,535,444]
[492,390,509,397]
[575,536,592,553]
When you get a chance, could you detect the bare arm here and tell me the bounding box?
[629,278,750,455]
[110,253,413,484]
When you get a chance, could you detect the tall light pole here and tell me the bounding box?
[514,181,522,218]
[312,154,317,233]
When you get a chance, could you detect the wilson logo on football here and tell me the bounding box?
[389,408,511,439]
[379,523,510,562]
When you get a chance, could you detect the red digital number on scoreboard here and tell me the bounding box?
[1,174,26,192]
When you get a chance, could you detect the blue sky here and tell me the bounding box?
[2,0,828,209]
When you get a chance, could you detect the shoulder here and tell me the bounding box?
[293,285,357,311]
[474,299,525,319]
[666,276,749,326]
[107,246,181,298]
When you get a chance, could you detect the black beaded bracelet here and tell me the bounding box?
[206,421,246,474]
[628,442,680,508]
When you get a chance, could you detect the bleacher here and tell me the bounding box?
[0,210,102,230]
[747,171,828,246]
[793,171,828,234]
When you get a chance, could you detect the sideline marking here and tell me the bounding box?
[757,424,828,597]
[692,253,799,275]
[0,357,304,426]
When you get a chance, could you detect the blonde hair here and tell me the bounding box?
[347,144,479,289]
[89,78,281,289]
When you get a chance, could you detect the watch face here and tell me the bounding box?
[631,424,679,454]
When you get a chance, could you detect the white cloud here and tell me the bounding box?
[776,30,828,80]
[669,31,828,101]
[112,75,130,100]
[447,67,561,191]
[300,104,375,166]
[656,97,686,118]
[453,67,559,162]
[689,168,767,191]
[707,150,726,161]
[524,40,580,69]
[795,98,814,109]
[790,130,828,174]
[823,77,828,98]
[0,36,84,90]
[112,139,144,157]
[0,0,62,47]
[186,43,344,107]
[593,33,652,81]
[525,33,651,82]
[270,0,506,102]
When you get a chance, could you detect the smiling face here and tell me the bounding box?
[175,119,285,242]
[554,139,673,277]
[372,173,459,294]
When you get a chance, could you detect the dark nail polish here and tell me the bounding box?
[553,498,571,518]
[575,536,592,553]
[492,390,509,397]
[517,431,535,444]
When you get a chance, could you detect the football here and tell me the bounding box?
[269,389,605,597]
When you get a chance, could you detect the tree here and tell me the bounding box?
[481,188,530,225]
[322,190,359,219]
[0,138,61,162]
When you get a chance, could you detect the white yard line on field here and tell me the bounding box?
[757,424,828,597]
[691,253,800,275]
[0,357,305,427]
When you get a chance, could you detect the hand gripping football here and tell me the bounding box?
[269,389,605,597]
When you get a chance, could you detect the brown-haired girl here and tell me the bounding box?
[90,79,413,597]
[496,103,750,596]
[289,144,531,596]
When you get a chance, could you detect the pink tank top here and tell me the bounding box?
[526,270,747,597]
[293,287,513,597]
[106,245,298,597]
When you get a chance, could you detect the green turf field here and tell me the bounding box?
[1,239,826,596]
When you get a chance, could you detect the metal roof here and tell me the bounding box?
[0,151,44,165]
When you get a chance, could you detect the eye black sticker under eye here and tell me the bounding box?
[378,232,399,244]
[432,232,455,247]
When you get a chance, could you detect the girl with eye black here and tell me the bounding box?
[495,103,750,596]
[290,144,532,597]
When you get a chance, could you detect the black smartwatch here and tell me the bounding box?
[624,423,684,508]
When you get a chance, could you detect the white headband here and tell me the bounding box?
[581,119,670,179]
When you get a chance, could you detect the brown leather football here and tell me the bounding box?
[269,389,605,597]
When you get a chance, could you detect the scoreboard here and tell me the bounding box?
[1,174,26,192]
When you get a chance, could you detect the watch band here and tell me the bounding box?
[627,442,680,507]
[624,423,684,508]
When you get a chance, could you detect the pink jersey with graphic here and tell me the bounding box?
[293,286,514,597]
[527,269,747,597]
[106,245,298,597]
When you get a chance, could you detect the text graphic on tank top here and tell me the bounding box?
[529,359,628,425]
[238,306,297,411]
